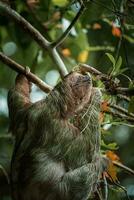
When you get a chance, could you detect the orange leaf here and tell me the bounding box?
[107,161,118,182]
[61,48,71,57]
[104,151,120,182]
[92,23,102,30]
[112,27,121,37]
[99,112,104,123]
[101,101,110,112]
[106,150,120,162]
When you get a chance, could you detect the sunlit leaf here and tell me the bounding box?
[101,140,118,150]
[117,68,128,75]
[77,50,89,63]
[52,0,68,7]
[105,53,115,67]
[115,56,122,73]
[110,56,125,77]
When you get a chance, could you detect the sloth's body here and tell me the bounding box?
[8,72,102,200]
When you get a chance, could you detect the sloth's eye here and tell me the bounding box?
[82,75,91,82]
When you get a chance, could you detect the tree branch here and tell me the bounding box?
[116,87,134,96]
[0,134,12,139]
[0,52,53,93]
[105,109,134,123]
[103,173,108,200]
[0,2,49,49]
[78,63,102,76]
[0,1,68,77]
[50,48,68,78]
[51,4,86,48]
[109,103,134,119]
[0,169,10,197]
[78,63,134,96]
[116,94,130,102]
[0,164,9,184]
[113,161,134,176]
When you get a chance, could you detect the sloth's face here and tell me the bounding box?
[64,72,93,112]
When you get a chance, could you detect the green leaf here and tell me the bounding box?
[118,68,128,74]
[107,142,119,150]
[105,53,115,66]
[108,187,123,200]
[52,0,68,7]
[101,140,118,150]
[115,56,122,73]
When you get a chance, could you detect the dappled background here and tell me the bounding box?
[0,0,134,199]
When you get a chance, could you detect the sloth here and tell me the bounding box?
[8,71,103,200]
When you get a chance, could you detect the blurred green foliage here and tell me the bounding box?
[0,0,134,199]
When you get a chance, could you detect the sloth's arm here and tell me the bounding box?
[33,157,101,200]
[8,74,32,133]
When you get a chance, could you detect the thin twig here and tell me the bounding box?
[0,1,68,77]
[50,48,68,78]
[78,63,134,96]
[103,173,108,200]
[128,0,134,5]
[103,155,134,176]
[78,63,102,75]
[109,103,134,118]
[113,161,134,176]
[116,87,134,96]
[107,172,131,200]
[88,46,114,52]
[0,164,9,184]
[105,109,134,123]
[117,94,130,102]
[51,4,86,48]
[96,189,103,200]
[0,134,12,139]
[114,0,125,62]
[91,0,128,18]
[0,52,53,93]
[115,34,123,62]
